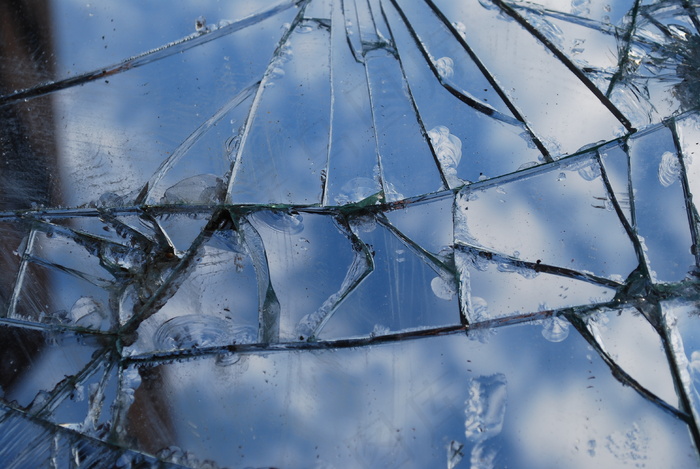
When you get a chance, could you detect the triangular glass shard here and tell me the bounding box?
[676,112,700,199]
[27,225,121,281]
[40,0,299,83]
[660,300,700,430]
[675,111,700,268]
[505,5,620,92]
[142,86,257,206]
[8,226,122,331]
[501,0,636,25]
[0,403,169,468]
[154,211,214,255]
[112,215,160,244]
[456,247,617,324]
[384,195,453,255]
[12,262,115,331]
[52,216,134,246]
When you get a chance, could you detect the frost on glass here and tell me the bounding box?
[2,0,700,467]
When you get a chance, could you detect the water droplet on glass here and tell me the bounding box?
[497,262,539,279]
[587,439,597,457]
[431,276,457,300]
[571,0,591,16]
[435,57,455,79]
[658,151,680,187]
[605,423,648,462]
[570,38,586,55]
[370,324,390,337]
[154,315,231,350]
[541,316,570,342]
[478,0,500,11]
[517,161,538,171]
[428,126,463,187]
[297,24,314,34]
[452,21,467,38]
[577,162,601,181]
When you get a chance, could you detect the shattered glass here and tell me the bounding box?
[2,0,700,466]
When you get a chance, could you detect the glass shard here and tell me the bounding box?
[431,0,629,156]
[363,47,445,200]
[324,0,382,206]
[3,0,700,466]
[454,153,638,281]
[113,323,698,468]
[585,306,679,409]
[318,216,458,339]
[456,246,617,324]
[628,124,695,282]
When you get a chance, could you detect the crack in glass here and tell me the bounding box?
[1,0,700,466]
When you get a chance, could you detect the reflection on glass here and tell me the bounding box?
[1,0,700,467]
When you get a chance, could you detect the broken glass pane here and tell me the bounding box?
[2,0,700,467]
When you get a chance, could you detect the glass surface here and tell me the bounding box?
[1,0,700,467]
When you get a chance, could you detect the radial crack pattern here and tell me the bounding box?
[1,0,700,467]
